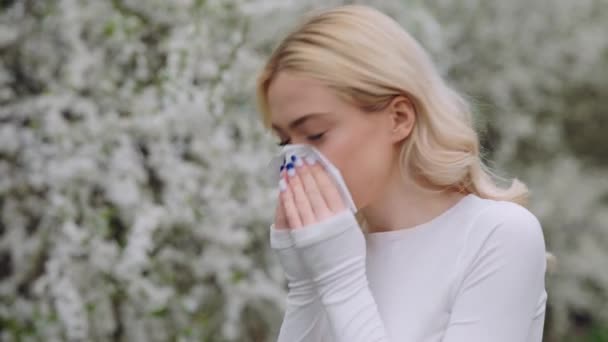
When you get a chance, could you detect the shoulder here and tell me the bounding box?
[461,196,547,269]
[472,197,544,245]
[449,197,548,321]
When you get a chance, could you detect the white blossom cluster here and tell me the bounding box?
[0,0,606,341]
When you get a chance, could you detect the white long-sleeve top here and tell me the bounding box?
[269,193,548,341]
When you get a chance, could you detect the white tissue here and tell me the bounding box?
[268,144,357,213]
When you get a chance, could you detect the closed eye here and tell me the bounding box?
[277,132,326,146]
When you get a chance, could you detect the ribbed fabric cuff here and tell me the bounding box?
[269,223,294,249]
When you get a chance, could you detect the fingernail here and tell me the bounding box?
[294,155,304,167]
[286,163,295,177]
[279,178,287,192]
[304,156,316,165]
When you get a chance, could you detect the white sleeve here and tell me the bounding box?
[269,224,330,342]
[442,204,548,342]
[290,210,390,342]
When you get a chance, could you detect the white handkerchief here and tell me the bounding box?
[268,144,357,214]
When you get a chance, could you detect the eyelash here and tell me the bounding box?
[277,132,326,146]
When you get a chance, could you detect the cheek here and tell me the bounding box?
[340,149,392,209]
[322,124,393,209]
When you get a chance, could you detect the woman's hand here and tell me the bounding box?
[273,156,374,342]
[277,155,346,229]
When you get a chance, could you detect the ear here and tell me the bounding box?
[387,95,416,143]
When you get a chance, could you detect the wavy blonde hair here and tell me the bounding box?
[256,5,529,209]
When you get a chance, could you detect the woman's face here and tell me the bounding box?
[267,72,409,210]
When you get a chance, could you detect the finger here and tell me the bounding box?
[274,199,289,229]
[297,157,332,220]
[280,173,303,229]
[274,164,289,229]
[309,161,346,213]
[285,161,316,226]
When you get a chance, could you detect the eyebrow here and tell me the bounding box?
[271,112,330,132]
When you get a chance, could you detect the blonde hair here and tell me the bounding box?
[256,5,556,269]
[256,4,528,204]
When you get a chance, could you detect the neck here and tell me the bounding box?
[360,167,467,233]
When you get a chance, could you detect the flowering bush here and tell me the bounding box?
[0,1,286,341]
[0,0,605,341]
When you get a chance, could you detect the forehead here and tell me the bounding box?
[267,72,341,126]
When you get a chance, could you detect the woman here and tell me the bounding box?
[255,4,547,342]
